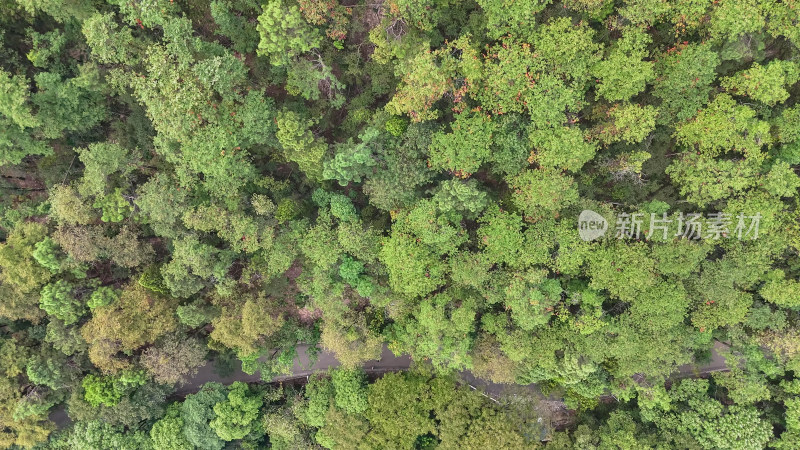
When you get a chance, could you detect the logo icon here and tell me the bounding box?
[578,210,608,241]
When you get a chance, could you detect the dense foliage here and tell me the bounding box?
[0,0,800,448]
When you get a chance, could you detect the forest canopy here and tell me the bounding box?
[1,0,800,448]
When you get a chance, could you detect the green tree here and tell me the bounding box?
[477,205,525,267]
[210,381,264,441]
[0,69,48,166]
[31,236,66,273]
[653,42,720,122]
[150,404,193,450]
[76,142,136,197]
[722,60,800,106]
[432,178,488,219]
[429,112,495,177]
[210,0,261,54]
[476,0,550,39]
[642,378,772,449]
[591,103,658,145]
[62,420,152,450]
[141,334,208,386]
[177,301,219,328]
[39,279,84,325]
[320,311,384,368]
[760,270,800,308]
[26,351,78,390]
[508,169,578,221]
[385,44,458,122]
[331,368,369,414]
[49,185,95,226]
[675,93,771,159]
[82,374,125,408]
[181,382,227,450]
[593,27,655,101]
[32,67,106,139]
[82,284,178,373]
[380,230,448,298]
[275,110,328,180]
[301,375,333,427]
[362,371,440,449]
[0,70,38,129]
[529,125,597,172]
[209,291,286,358]
[161,234,235,298]
[323,128,379,186]
[81,12,141,65]
[0,222,51,294]
[256,0,321,66]
[390,292,477,371]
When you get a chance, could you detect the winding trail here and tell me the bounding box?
[174,345,411,396]
[177,340,731,395]
[49,341,732,429]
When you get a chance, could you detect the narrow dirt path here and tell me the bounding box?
[177,340,732,395]
[50,341,733,429]
[173,345,411,395]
